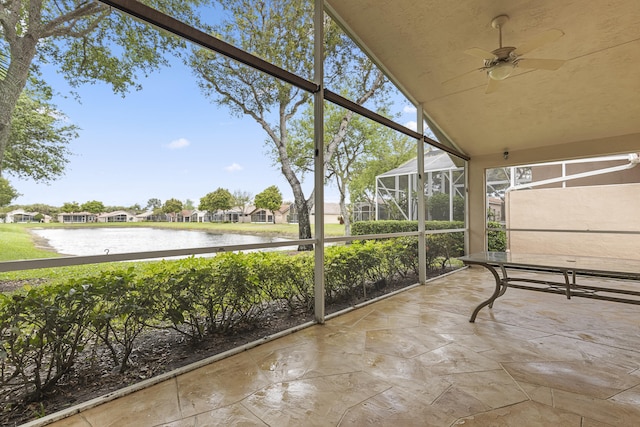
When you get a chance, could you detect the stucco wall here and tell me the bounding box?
[506,183,640,260]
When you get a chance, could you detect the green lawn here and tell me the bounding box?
[0,224,60,262]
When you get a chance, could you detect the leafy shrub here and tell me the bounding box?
[142,258,211,342]
[0,282,97,402]
[487,221,506,252]
[208,253,265,332]
[250,252,314,311]
[352,220,465,235]
[86,268,156,373]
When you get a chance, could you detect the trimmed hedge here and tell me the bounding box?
[353,220,506,253]
[351,220,465,235]
[0,238,424,404]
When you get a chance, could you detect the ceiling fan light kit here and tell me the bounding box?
[488,62,514,80]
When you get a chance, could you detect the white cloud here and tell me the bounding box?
[224,162,243,172]
[404,121,417,131]
[166,138,191,150]
[403,105,417,114]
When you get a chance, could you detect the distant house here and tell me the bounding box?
[177,210,199,222]
[135,210,171,222]
[286,202,343,224]
[58,212,98,223]
[207,206,255,222]
[250,203,290,224]
[487,197,504,221]
[5,209,51,223]
[97,211,136,223]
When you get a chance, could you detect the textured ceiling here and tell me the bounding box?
[325,0,640,161]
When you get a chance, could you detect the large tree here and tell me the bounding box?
[0,0,212,177]
[199,188,233,218]
[189,0,388,246]
[289,103,415,235]
[61,201,80,212]
[146,198,162,211]
[162,198,183,221]
[254,185,282,224]
[81,200,105,214]
[232,189,252,217]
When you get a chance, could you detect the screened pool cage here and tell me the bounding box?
[359,149,466,222]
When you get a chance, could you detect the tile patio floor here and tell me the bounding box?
[31,267,640,426]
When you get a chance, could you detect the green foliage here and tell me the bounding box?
[0,282,98,401]
[0,177,19,207]
[254,186,283,222]
[428,193,465,221]
[352,220,465,235]
[487,221,506,252]
[3,87,78,182]
[61,202,80,213]
[80,200,105,214]
[250,252,313,311]
[85,268,155,373]
[352,220,465,269]
[146,198,162,210]
[199,188,234,214]
[348,136,415,206]
[325,242,384,301]
[0,225,59,261]
[162,198,183,215]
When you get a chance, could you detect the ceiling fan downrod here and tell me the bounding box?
[491,15,509,49]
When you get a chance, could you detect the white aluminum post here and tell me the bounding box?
[449,169,454,221]
[417,107,427,284]
[313,0,325,323]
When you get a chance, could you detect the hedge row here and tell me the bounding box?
[352,220,507,253]
[351,220,465,235]
[0,238,424,404]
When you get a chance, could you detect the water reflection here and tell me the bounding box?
[31,227,292,257]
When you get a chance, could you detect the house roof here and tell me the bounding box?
[249,203,292,215]
[98,210,132,218]
[58,212,96,216]
[311,203,341,216]
[378,150,459,178]
[325,0,640,165]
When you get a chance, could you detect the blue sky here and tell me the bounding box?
[11,46,418,209]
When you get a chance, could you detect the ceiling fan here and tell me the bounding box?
[445,15,566,93]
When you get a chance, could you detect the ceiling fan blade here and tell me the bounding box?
[442,67,484,85]
[485,77,499,94]
[518,58,565,70]
[464,47,496,60]
[514,29,564,55]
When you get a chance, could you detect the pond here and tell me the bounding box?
[30,227,293,257]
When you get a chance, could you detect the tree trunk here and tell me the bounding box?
[0,37,38,175]
[339,191,351,237]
